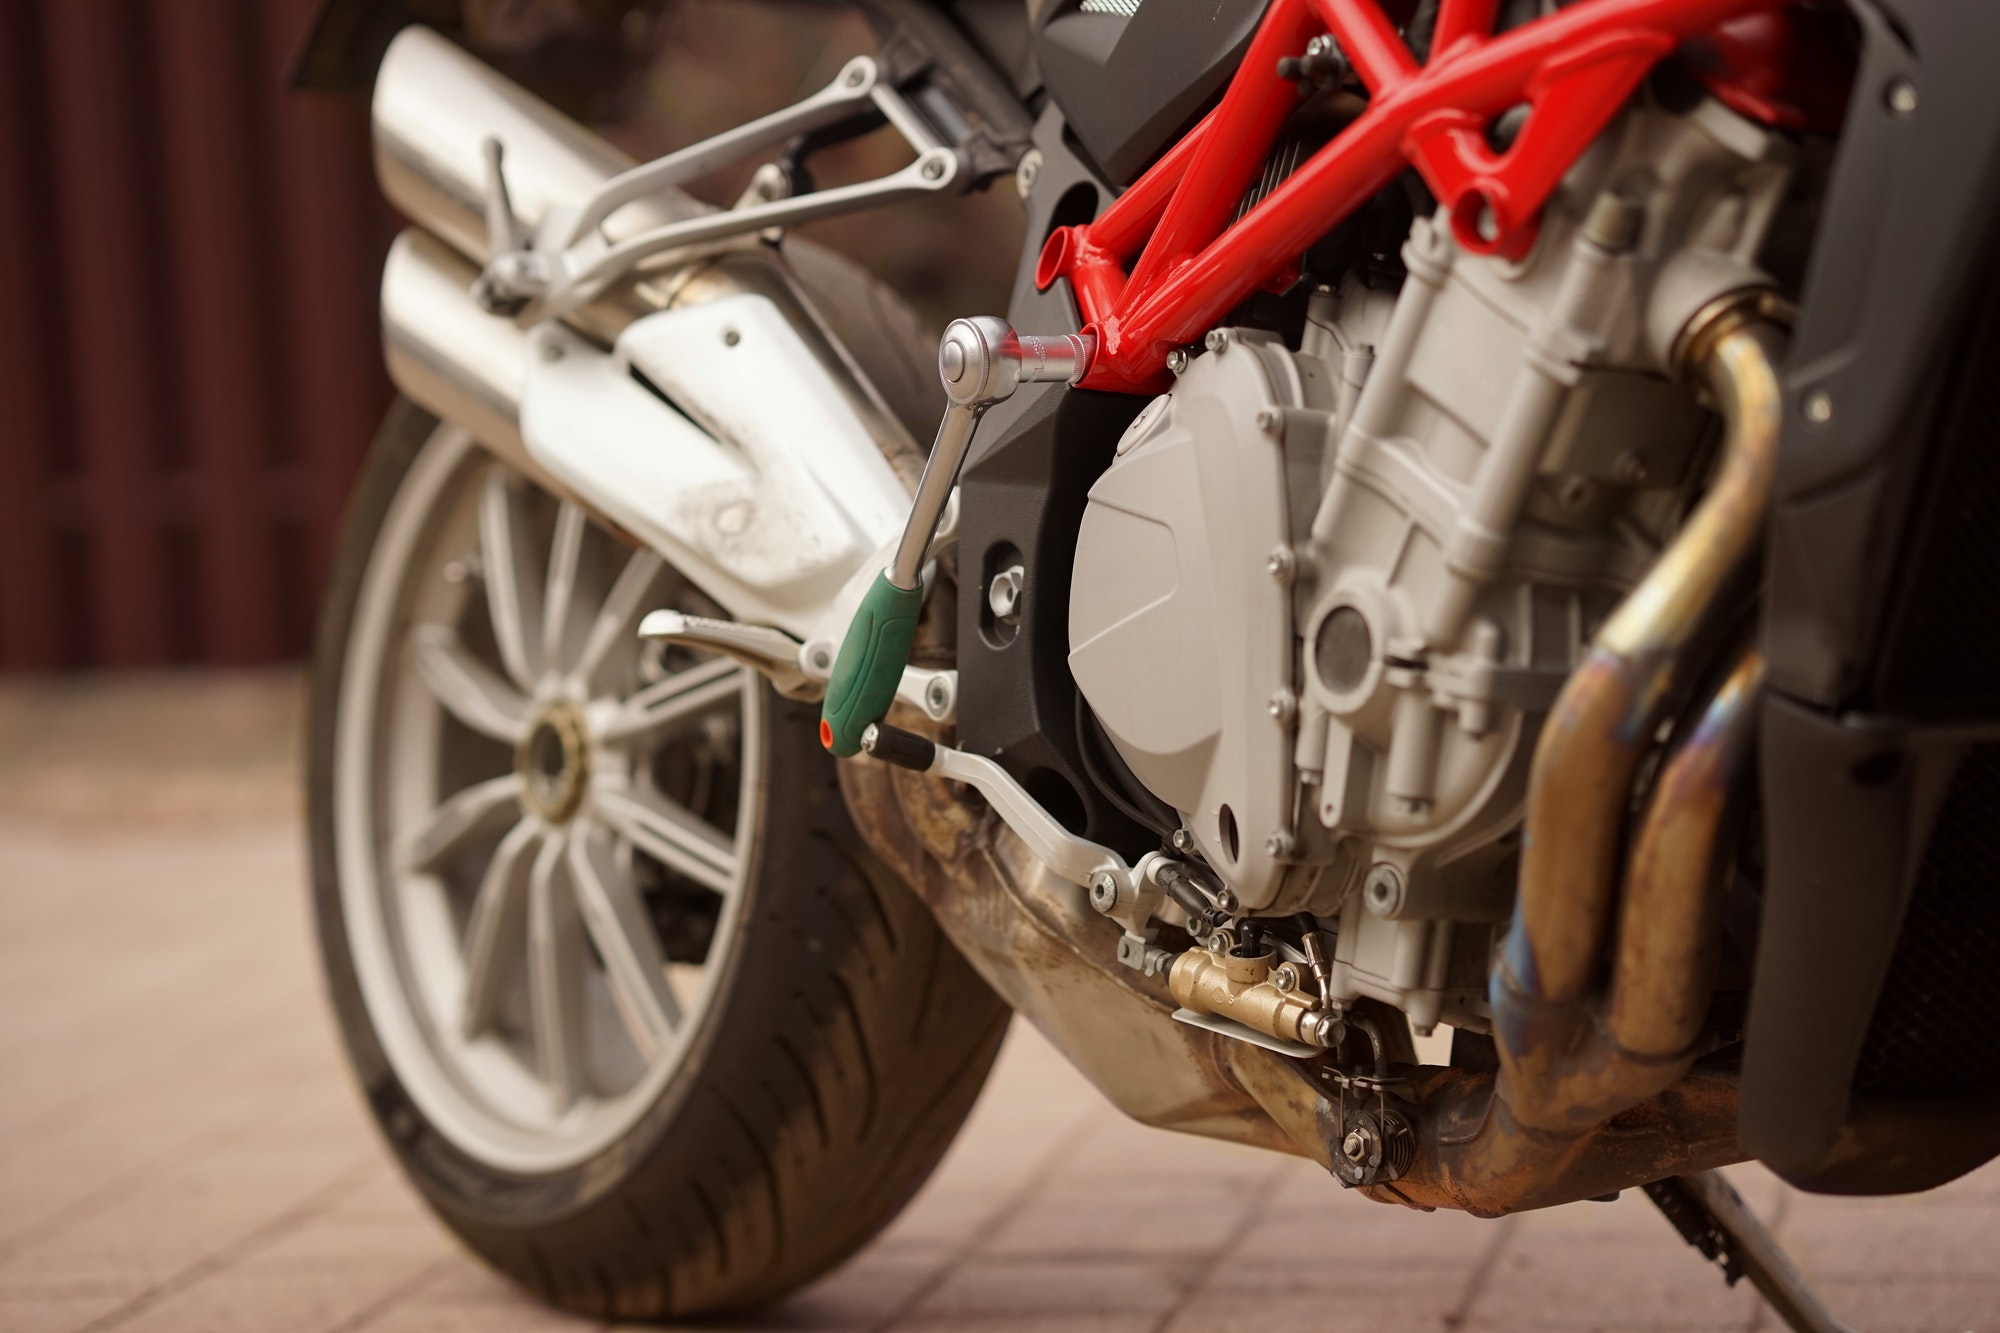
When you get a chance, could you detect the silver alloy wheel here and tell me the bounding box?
[333,425,759,1174]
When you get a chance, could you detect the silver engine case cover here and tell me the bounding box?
[1069,333,1327,907]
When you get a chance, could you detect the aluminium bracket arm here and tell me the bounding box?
[474,54,967,322]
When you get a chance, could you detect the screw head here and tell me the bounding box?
[539,338,566,363]
[1272,962,1301,992]
[1166,348,1190,375]
[722,327,741,347]
[1803,388,1834,424]
[987,565,1026,620]
[1363,864,1403,916]
[1204,329,1229,354]
[1266,546,1297,581]
[1255,408,1282,436]
[1268,688,1297,723]
[1088,871,1118,911]
[1014,148,1043,199]
[844,63,868,87]
[921,155,948,181]
[1885,77,1918,118]
[1342,1129,1371,1162]
[1171,828,1196,853]
[1214,886,1240,914]
[1264,831,1296,859]
[925,677,951,713]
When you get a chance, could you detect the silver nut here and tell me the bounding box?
[1171,828,1196,853]
[1266,546,1297,581]
[1271,962,1301,992]
[987,565,1026,621]
[1363,864,1404,917]
[1265,831,1297,859]
[1255,408,1282,436]
[1803,388,1834,424]
[1342,1128,1372,1162]
[1166,348,1190,375]
[1014,148,1043,199]
[1268,689,1297,723]
[1204,329,1229,354]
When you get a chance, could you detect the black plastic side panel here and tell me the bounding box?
[1748,0,2000,1197]
[1763,0,2000,709]
[1035,0,1267,185]
[954,108,1151,853]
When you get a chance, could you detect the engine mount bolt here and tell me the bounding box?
[1255,408,1282,437]
[1166,348,1191,374]
[1171,828,1196,853]
[1264,831,1297,859]
[1803,388,1834,424]
[1885,77,1918,118]
[1363,864,1404,917]
[1265,545,1297,581]
[1087,871,1119,912]
[1268,688,1297,723]
[1204,329,1229,354]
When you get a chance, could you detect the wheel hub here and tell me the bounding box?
[518,701,590,822]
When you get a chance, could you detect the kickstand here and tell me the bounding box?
[1643,1172,1855,1333]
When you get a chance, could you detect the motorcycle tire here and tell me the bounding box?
[307,253,1005,1320]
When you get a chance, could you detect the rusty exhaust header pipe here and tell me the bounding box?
[1377,295,1784,1214]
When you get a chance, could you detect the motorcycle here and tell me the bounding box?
[299,1,2000,1327]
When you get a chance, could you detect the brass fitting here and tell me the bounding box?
[1168,946,1341,1048]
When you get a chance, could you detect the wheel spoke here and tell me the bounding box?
[569,547,664,689]
[459,818,539,1038]
[569,828,681,1061]
[543,503,587,675]
[399,775,521,873]
[590,786,739,897]
[480,469,545,691]
[410,625,532,743]
[597,657,745,744]
[527,829,587,1111]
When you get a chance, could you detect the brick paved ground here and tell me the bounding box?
[1,673,1995,1333]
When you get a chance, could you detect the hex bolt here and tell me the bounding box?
[1166,348,1191,375]
[1342,1130,1370,1161]
[1885,77,1918,118]
[1268,688,1297,724]
[1803,388,1834,424]
[1363,864,1404,917]
[1014,148,1043,199]
[1264,831,1296,859]
[1171,828,1197,853]
[1266,545,1297,581]
[922,156,948,181]
[1214,886,1240,914]
[925,676,952,715]
[1272,962,1301,992]
[1255,408,1282,436]
[987,565,1026,621]
[1204,329,1229,354]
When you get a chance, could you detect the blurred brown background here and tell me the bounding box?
[0,0,1021,673]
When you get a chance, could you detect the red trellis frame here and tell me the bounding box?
[1037,0,1781,394]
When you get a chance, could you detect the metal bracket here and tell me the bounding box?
[640,608,957,723]
[477,55,966,321]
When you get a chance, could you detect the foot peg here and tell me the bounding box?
[819,318,1094,754]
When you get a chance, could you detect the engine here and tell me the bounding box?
[1068,88,1793,1036]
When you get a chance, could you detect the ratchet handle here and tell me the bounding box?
[819,570,923,756]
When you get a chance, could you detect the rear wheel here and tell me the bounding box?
[307,402,1008,1317]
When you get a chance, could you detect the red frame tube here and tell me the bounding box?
[1039,0,1783,392]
